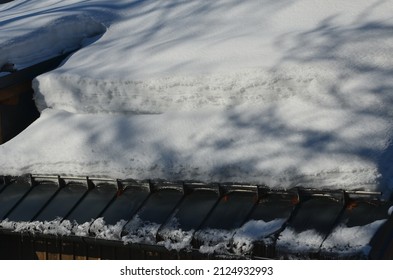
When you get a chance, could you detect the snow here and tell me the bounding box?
[232,219,286,255]
[90,218,126,240]
[1,0,393,257]
[156,217,195,252]
[276,227,325,256]
[0,216,125,239]
[195,218,287,255]
[1,214,384,258]
[0,218,75,236]
[388,206,393,216]
[1,107,387,188]
[122,215,161,245]
[0,14,106,70]
[1,0,392,195]
[320,220,386,257]
[275,219,388,259]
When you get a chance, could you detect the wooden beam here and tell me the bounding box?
[0,81,31,105]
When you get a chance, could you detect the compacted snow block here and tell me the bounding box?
[0,175,392,260]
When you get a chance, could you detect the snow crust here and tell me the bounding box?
[1,0,393,195]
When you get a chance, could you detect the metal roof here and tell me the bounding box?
[1,174,392,259]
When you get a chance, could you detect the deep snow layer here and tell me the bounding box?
[1,108,389,191]
[1,0,393,195]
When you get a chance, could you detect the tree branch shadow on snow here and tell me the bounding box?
[59,0,293,77]
[56,0,294,183]
[169,0,393,193]
[257,1,393,194]
[72,0,392,194]
[8,1,393,195]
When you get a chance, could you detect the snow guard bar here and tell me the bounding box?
[0,174,392,260]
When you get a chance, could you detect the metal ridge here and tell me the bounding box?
[24,173,385,200]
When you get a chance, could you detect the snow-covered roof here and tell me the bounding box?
[0,0,393,260]
[1,175,391,259]
[1,0,393,195]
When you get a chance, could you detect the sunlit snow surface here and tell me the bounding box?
[1,0,393,257]
[1,0,393,195]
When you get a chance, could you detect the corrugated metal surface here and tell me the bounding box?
[0,174,392,260]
